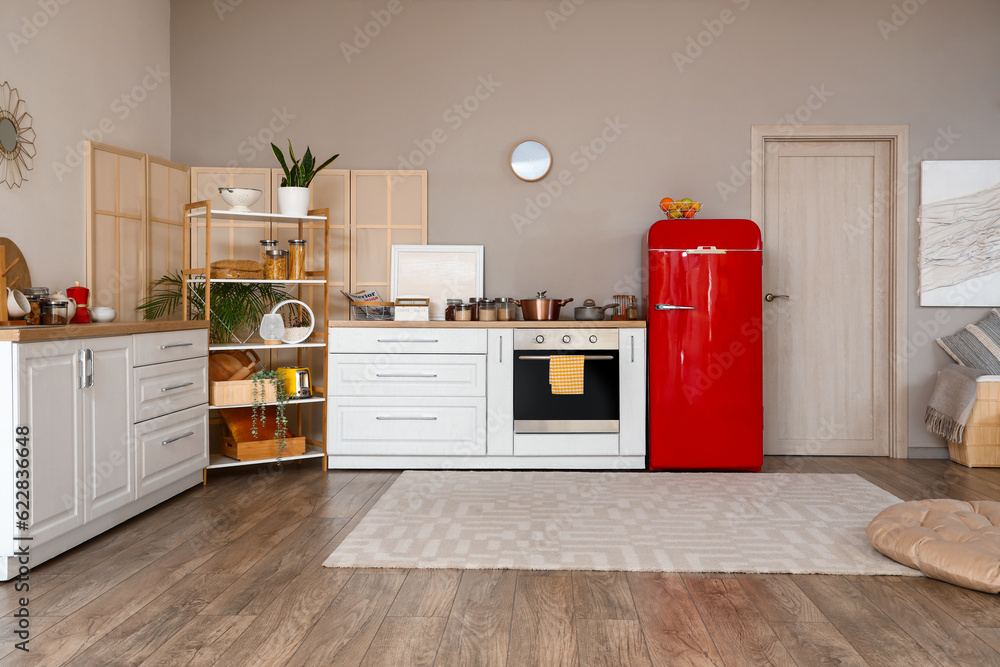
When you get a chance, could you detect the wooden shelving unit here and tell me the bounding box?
[183,201,330,479]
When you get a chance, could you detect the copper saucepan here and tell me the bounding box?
[513,291,574,320]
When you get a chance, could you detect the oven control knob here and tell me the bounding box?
[589,335,598,344]
[562,335,571,343]
[535,335,545,344]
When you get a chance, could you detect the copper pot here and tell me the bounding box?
[514,292,574,320]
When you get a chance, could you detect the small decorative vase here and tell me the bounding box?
[277,186,311,216]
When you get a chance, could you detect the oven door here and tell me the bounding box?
[513,350,620,433]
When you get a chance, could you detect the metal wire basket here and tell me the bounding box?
[350,301,394,321]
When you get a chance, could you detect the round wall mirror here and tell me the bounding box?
[511,140,552,182]
[0,81,36,189]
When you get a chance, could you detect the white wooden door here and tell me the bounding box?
[17,341,85,545]
[82,337,135,520]
[761,140,891,456]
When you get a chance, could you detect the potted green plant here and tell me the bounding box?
[271,140,340,216]
[137,271,291,344]
[250,369,289,462]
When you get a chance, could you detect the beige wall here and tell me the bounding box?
[0,0,171,297]
[169,0,1000,456]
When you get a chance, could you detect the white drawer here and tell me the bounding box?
[328,327,487,355]
[133,356,208,422]
[133,329,208,367]
[330,354,485,397]
[329,397,486,456]
[135,404,208,497]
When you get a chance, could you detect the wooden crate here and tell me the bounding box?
[947,380,1000,467]
[210,380,276,406]
[221,435,306,461]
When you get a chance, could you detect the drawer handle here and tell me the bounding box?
[376,339,439,343]
[375,373,439,378]
[161,382,195,392]
[376,416,438,421]
[161,431,195,445]
[161,342,194,349]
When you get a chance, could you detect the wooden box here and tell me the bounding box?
[948,380,1000,467]
[210,379,277,406]
[221,434,306,461]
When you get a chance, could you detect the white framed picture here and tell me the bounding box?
[390,245,484,320]
[919,160,1000,306]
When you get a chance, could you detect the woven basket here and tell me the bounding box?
[947,380,1000,467]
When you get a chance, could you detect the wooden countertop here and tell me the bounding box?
[0,320,208,342]
[329,320,646,329]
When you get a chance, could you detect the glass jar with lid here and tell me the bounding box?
[264,248,288,280]
[23,287,49,325]
[444,298,463,321]
[467,297,480,321]
[477,298,497,322]
[39,298,71,325]
[260,239,278,266]
[453,303,473,321]
[288,239,306,280]
[494,297,515,321]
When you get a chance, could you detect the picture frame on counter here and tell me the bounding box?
[390,244,484,320]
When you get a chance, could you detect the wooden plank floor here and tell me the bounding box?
[3,457,1000,665]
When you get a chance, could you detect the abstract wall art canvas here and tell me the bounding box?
[919,160,1000,306]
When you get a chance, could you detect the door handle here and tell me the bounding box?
[78,349,87,389]
[161,431,195,445]
[655,304,696,311]
[161,381,194,392]
[85,348,94,388]
[764,293,790,302]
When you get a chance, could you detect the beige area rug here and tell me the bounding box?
[323,471,918,575]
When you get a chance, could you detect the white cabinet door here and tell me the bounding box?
[486,329,514,456]
[83,337,135,521]
[619,329,647,457]
[17,341,85,546]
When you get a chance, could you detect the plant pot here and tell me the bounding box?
[277,186,311,216]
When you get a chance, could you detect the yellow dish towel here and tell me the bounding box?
[549,355,585,395]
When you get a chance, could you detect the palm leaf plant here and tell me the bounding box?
[271,140,340,187]
[137,271,291,344]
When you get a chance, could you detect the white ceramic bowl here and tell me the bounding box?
[90,307,116,323]
[219,187,262,212]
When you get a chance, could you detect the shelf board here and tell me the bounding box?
[206,446,326,469]
[187,209,327,221]
[209,396,325,410]
[187,278,326,285]
[208,341,325,351]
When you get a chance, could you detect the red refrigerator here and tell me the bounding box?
[645,218,763,471]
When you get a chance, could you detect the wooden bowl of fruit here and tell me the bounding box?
[659,197,702,219]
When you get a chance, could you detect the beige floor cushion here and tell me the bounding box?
[867,499,1000,594]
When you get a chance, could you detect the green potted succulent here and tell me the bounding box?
[271,140,340,216]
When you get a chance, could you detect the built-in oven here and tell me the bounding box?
[513,329,620,433]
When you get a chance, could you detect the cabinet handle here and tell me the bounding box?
[161,431,194,445]
[376,339,439,343]
[78,349,87,389]
[161,342,194,349]
[500,335,503,363]
[376,373,438,378]
[161,381,194,392]
[631,336,635,363]
[86,348,94,388]
[376,416,438,421]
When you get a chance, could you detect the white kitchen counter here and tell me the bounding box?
[329,319,646,328]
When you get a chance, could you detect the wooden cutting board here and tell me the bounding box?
[209,350,261,382]
[0,238,31,292]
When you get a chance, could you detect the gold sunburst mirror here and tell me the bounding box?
[0,82,35,189]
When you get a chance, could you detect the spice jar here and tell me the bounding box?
[39,298,70,325]
[260,239,278,266]
[288,239,306,280]
[264,248,288,280]
[478,299,497,322]
[494,297,514,321]
[453,303,472,321]
[23,287,49,325]
[444,298,463,322]
[467,298,479,321]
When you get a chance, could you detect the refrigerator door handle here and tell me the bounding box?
[655,304,696,311]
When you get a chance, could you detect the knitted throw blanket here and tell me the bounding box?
[925,365,987,443]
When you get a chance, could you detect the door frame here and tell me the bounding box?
[750,124,909,459]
